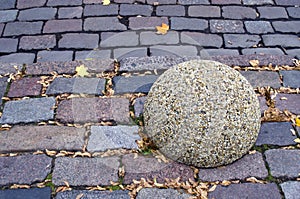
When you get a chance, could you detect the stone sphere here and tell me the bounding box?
[143,60,260,168]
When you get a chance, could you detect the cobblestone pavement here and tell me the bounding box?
[0,0,300,199]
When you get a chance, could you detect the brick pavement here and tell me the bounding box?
[0,0,299,199]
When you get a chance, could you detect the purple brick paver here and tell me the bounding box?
[19,35,56,50]
[222,6,257,19]
[240,71,281,88]
[274,94,300,114]
[43,19,82,33]
[8,77,42,97]
[0,53,35,64]
[18,8,57,21]
[129,17,168,30]
[58,7,83,19]
[0,38,18,53]
[56,190,130,199]
[59,33,99,49]
[3,21,43,36]
[37,50,73,62]
[0,188,51,199]
[17,0,46,9]
[84,17,127,31]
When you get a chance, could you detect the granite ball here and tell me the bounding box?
[143,60,260,168]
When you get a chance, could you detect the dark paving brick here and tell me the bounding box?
[211,0,240,4]
[210,20,244,33]
[273,21,300,33]
[141,31,179,45]
[0,125,85,152]
[256,122,297,146]
[242,48,284,55]
[280,70,300,88]
[134,96,146,117]
[224,34,261,48]
[178,0,209,4]
[258,6,288,19]
[114,47,147,60]
[47,0,82,6]
[287,7,300,18]
[222,6,257,19]
[75,50,111,60]
[286,49,300,59]
[171,17,208,30]
[122,154,194,184]
[18,8,56,21]
[17,0,46,9]
[243,0,274,4]
[113,75,159,94]
[0,10,18,23]
[274,94,300,115]
[8,77,42,97]
[129,17,168,30]
[120,4,153,16]
[53,157,119,186]
[201,49,239,56]
[0,154,52,185]
[59,33,99,49]
[58,7,83,19]
[0,77,8,106]
[56,190,130,199]
[37,51,73,62]
[198,153,268,181]
[19,35,56,50]
[208,183,281,199]
[148,0,176,4]
[0,97,55,124]
[150,45,198,57]
[84,4,118,16]
[0,53,35,64]
[0,187,51,199]
[280,181,300,199]
[263,34,300,47]
[275,0,300,5]
[245,21,274,34]
[101,32,139,47]
[156,5,185,16]
[240,71,281,88]
[84,17,126,31]
[46,77,105,95]
[0,38,18,53]
[43,19,82,33]
[265,149,300,178]
[3,21,43,36]
[188,5,220,17]
[181,32,222,48]
[0,0,16,9]
[87,125,140,152]
[78,59,115,73]
[136,188,191,199]
[56,97,130,124]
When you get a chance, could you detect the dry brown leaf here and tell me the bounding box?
[246,177,266,184]
[156,23,169,35]
[10,184,30,189]
[76,193,84,199]
[208,184,217,192]
[220,180,231,186]
[46,149,57,156]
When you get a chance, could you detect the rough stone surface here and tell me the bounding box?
[0,97,55,124]
[53,157,120,186]
[280,70,300,88]
[0,187,51,199]
[0,154,52,185]
[55,190,130,199]
[8,77,42,97]
[87,125,140,152]
[37,50,73,62]
[19,35,56,50]
[136,188,192,199]
[280,181,300,199]
[240,71,281,88]
[265,149,300,178]
[144,60,260,167]
[0,126,85,152]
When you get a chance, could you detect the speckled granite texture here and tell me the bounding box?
[144,60,260,168]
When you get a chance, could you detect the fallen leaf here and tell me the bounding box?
[296,117,300,127]
[294,138,300,143]
[102,0,110,5]
[76,193,84,199]
[156,23,169,35]
[249,60,259,67]
[208,184,217,192]
[75,65,89,77]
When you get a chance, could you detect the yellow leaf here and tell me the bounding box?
[294,138,300,143]
[249,60,259,67]
[296,117,300,127]
[75,65,89,77]
[102,0,110,5]
[156,23,169,35]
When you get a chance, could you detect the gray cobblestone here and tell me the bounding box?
[181,32,223,47]
[147,0,177,4]
[287,7,300,18]
[171,17,208,30]
[100,32,138,47]
[188,6,220,17]
[150,45,198,57]
[140,31,179,45]
[258,7,288,19]
[47,0,82,6]
[114,47,147,60]
[265,149,300,178]
[0,24,4,36]
[17,0,46,9]
[136,188,191,199]
[58,7,83,19]
[84,17,126,31]
[59,33,99,49]
[129,17,168,30]
[0,188,51,199]
[156,5,185,16]
[287,49,300,59]
[19,35,56,50]
[222,6,257,19]
[55,190,130,199]
[0,53,35,64]
[0,38,18,53]
[211,0,241,4]
[243,0,274,5]
[43,19,82,33]
[37,51,73,62]
[281,181,300,199]
[18,8,56,21]
[273,21,300,33]
[224,34,261,48]
[134,96,146,117]
[0,10,18,23]
[87,125,140,152]
[120,4,153,16]
[0,77,8,106]
[210,20,244,33]
[242,48,284,55]
[262,34,300,47]
[178,0,209,4]
[274,94,300,115]
[280,70,300,88]
[84,4,118,16]
[245,21,274,34]
[75,50,111,60]
[0,0,16,9]
[3,21,43,36]
[202,49,239,56]
[0,97,55,124]
[275,0,300,6]
[240,71,281,88]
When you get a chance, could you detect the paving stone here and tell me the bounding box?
[113,47,147,60]
[140,31,179,45]
[210,20,244,33]
[58,7,83,19]
[273,21,300,33]
[224,34,261,48]
[56,97,130,124]
[198,153,268,181]
[243,0,274,4]
[0,38,18,53]
[18,8,56,21]
[120,4,153,16]
[0,97,55,124]
[46,77,105,95]
[136,188,191,199]
[129,17,168,30]
[113,75,159,94]
[0,125,85,152]
[0,154,52,185]
[47,0,82,6]
[37,51,73,62]
[3,21,43,36]
[147,0,177,4]
[242,48,284,55]
[239,71,281,88]
[201,49,239,56]
[59,33,99,49]
[77,59,116,73]
[156,5,185,16]
[281,181,300,199]
[0,77,8,106]
[208,183,281,199]
[188,6,221,17]
[275,0,300,5]
[0,63,22,75]
[100,32,138,47]
[0,53,35,64]
[53,157,119,186]
[265,149,300,178]
[258,7,288,19]
[181,32,223,48]
[171,17,208,30]
[222,6,257,19]
[178,0,209,4]
[84,17,126,31]
[19,35,56,50]
[280,70,300,88]
[75,50,111,60]
[287,49,300,59]
[274,94,300,114]
[8,77,42,97]
[263,34,300,47]
[134,96,146,117]
[87,125,140,152]
[43,19,82,33]
[122,154,194,184]
[150,45,198,57]
[256,122,297,146]
[0,10,18,23]
[83,0,102,3]
[245,21,274,34]
[211,0,241,4]
[0,0,16,9]
[84,4,118,16]
[0,188,51,199]
[287,7,300,18]
[258,96,268,115]
[0,24,4,36]
[17,0,46,9]
[55,190,130,199]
